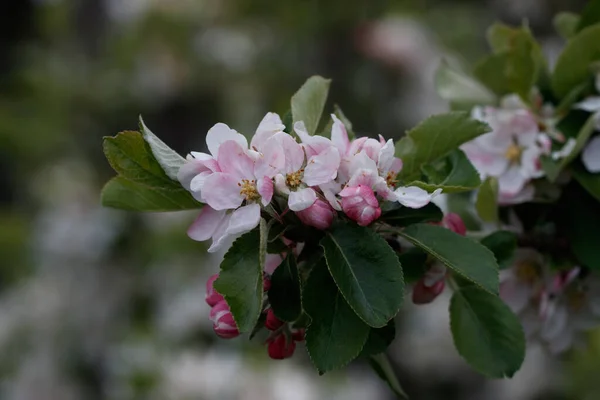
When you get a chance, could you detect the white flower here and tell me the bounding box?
[582,136,600,173]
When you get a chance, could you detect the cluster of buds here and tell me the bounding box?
[264,309,305,359]
[179,112,440,253]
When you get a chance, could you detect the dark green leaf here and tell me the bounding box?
[476,177,498,222]
[410,149,481,193]
[213,221,267,333]
[101,177,201,211]
[480,231,518,270]
[321,222,404,328]
[282,109,294,134]
[399,224,498,294]
[368,354,409,399]
[395,112,490,182]
[291,76,331,136]
[577,0,600,33]
[249,312,267,340]
[434,59,496,108]
[139,117,186,180]
[397,249,428,284]
[554,12,581,39]
[380,202,443,227]
[552,24,600,99]
[269,254,302,322]
[573,160,600,202]
[304,260,370,373]
[360,320,396,357]
[564,180,600,270]
[450,286,526,378]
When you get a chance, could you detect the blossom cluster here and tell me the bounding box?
[178,113,440,253]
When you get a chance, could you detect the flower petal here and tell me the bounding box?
[303,146,341,186]
[294,121,334,157]
[582,136,600,173]
[257,176,274,206]
[254,136,285,179]
[499,279,530,314]
[217,140,255,180]
[377,139,395,173]
[251,112,285,150]
[394,186,435,208]
[574,96,600,112]
[187,206,227,241]
[208,213,236,253]
[202,173,244,210]
[206,123,248,157]
[273,132,304,173]
[226,204,261,235]
[288,188,317,211]
[330,114,349,155]
[498,165,528,196]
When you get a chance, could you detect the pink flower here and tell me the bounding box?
[461,104,549,203]
[442,213,466,236]
[205,273,224,307]
[412,280,445,305]
[187,206,237,253]
[210,300,240,339]
[267,334,296,360]
[296,199,335,230]
[339,184,382,226]
[265,309,284,331]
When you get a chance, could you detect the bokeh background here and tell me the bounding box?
[0,0,597,399]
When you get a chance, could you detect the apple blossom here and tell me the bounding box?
[295,198,335,230]
[210,300,240,339]
[412,279,445,305]
[267,333,296,360]
[265,309,284,331]
[205,273,224,307]
[339,184,382,226]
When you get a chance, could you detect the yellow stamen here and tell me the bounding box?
[505,143,522,164]
[385,171,397,188]
[286,169,304,189]
[239,179,260,202]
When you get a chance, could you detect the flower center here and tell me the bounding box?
[385,171,397,188]
[286,169,304,189]
[515,261,539,284]
[238,179,260,202]
[505,143,522,164]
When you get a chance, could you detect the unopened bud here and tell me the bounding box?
[339,185,381,226]
[291,328,305,342]
[205,273,224,307]
[412,279,445,305]
[210,300,240,339]
[442,213,466,236]
[268,334,296,360]
[296,199,335,230]
[265,309,284,331]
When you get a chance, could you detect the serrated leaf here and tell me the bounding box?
[304,260,370,373]
[360,320,396,357]
[139,117,185,180]
[554,12,581,39]
[291,76,331,136]
[380,202,443,227]
[480,231,518,270]
[395,112,490,182]
[399,224,498,294]
[410,149,482,193]
[368,354,409,399]
[269,254,302,322]
[476,177,498,222]
[434,59,496,107]
[552,24,600,99]
[450,286,526,378]
[577,0,600,33]
[101,177,201,211]
[213,221,267,333]
[321,222,404,328]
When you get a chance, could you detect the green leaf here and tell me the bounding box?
[564,179,600,270]
[213,220,267,333]
[475,177,498,222]
[480,231,518,270]
[269,254,302,322]
[573,160,600,202]
[368,354,409,399]
[409,149,482,193]
[395,112,490,182]
[577,0,600,33]
[101,177,201,211]
[434,59,496,107]
[552,24,600,99]
[397,249,428,284]
[102,131,201,211]
[321,222,404,328]
[380,202,443,227]
[304,260,370,373]
[139,117,186,181]
[554,12,581,39]
[398,224,498,294]
[291,76,331,136]
[450,286,526,378]
[360,320,396,357]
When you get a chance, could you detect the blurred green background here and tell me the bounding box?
[0,0,596,399]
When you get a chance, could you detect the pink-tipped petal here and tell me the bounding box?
[251,112,285,150]
[226,204,261,236]
[202,173,244,211]
[288,188,318,211]
[217,140,255,180]
[303,146,341,186]
[187,207,227,242]
[257,177,274,206]
[206,123,248,158]
[330,114,350,155]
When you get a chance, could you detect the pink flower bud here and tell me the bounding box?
[209,300,239,339]
[339,185,382,226]
[291,328,305,342]
[412,279,445,305]
[265,309,284,331]
[442,213,466,236]
[263,274,272,292]
[296,199,335,230]
[268,334,296,360]
[205,273,224,307]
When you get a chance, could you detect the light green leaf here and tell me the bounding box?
[380,202,443,227]
[554,12,581,39]
[321,222,404,328]
[213,220,267,333]
[139,117,186,181]
[368,354,409,399]
[410,149,482,193]
[101,177,201,211]
[434,59,496,107]
[399,224,498,294]
[304,260,370,373]
[480,231,518,270]
[577,0,600,33]
[291,76,331,136]
[552,24,600,99]
[476,177,498,222]
[573,160,600,202]
[269,254,302,322]
[450,286,526,378]
[395,112,490,182]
